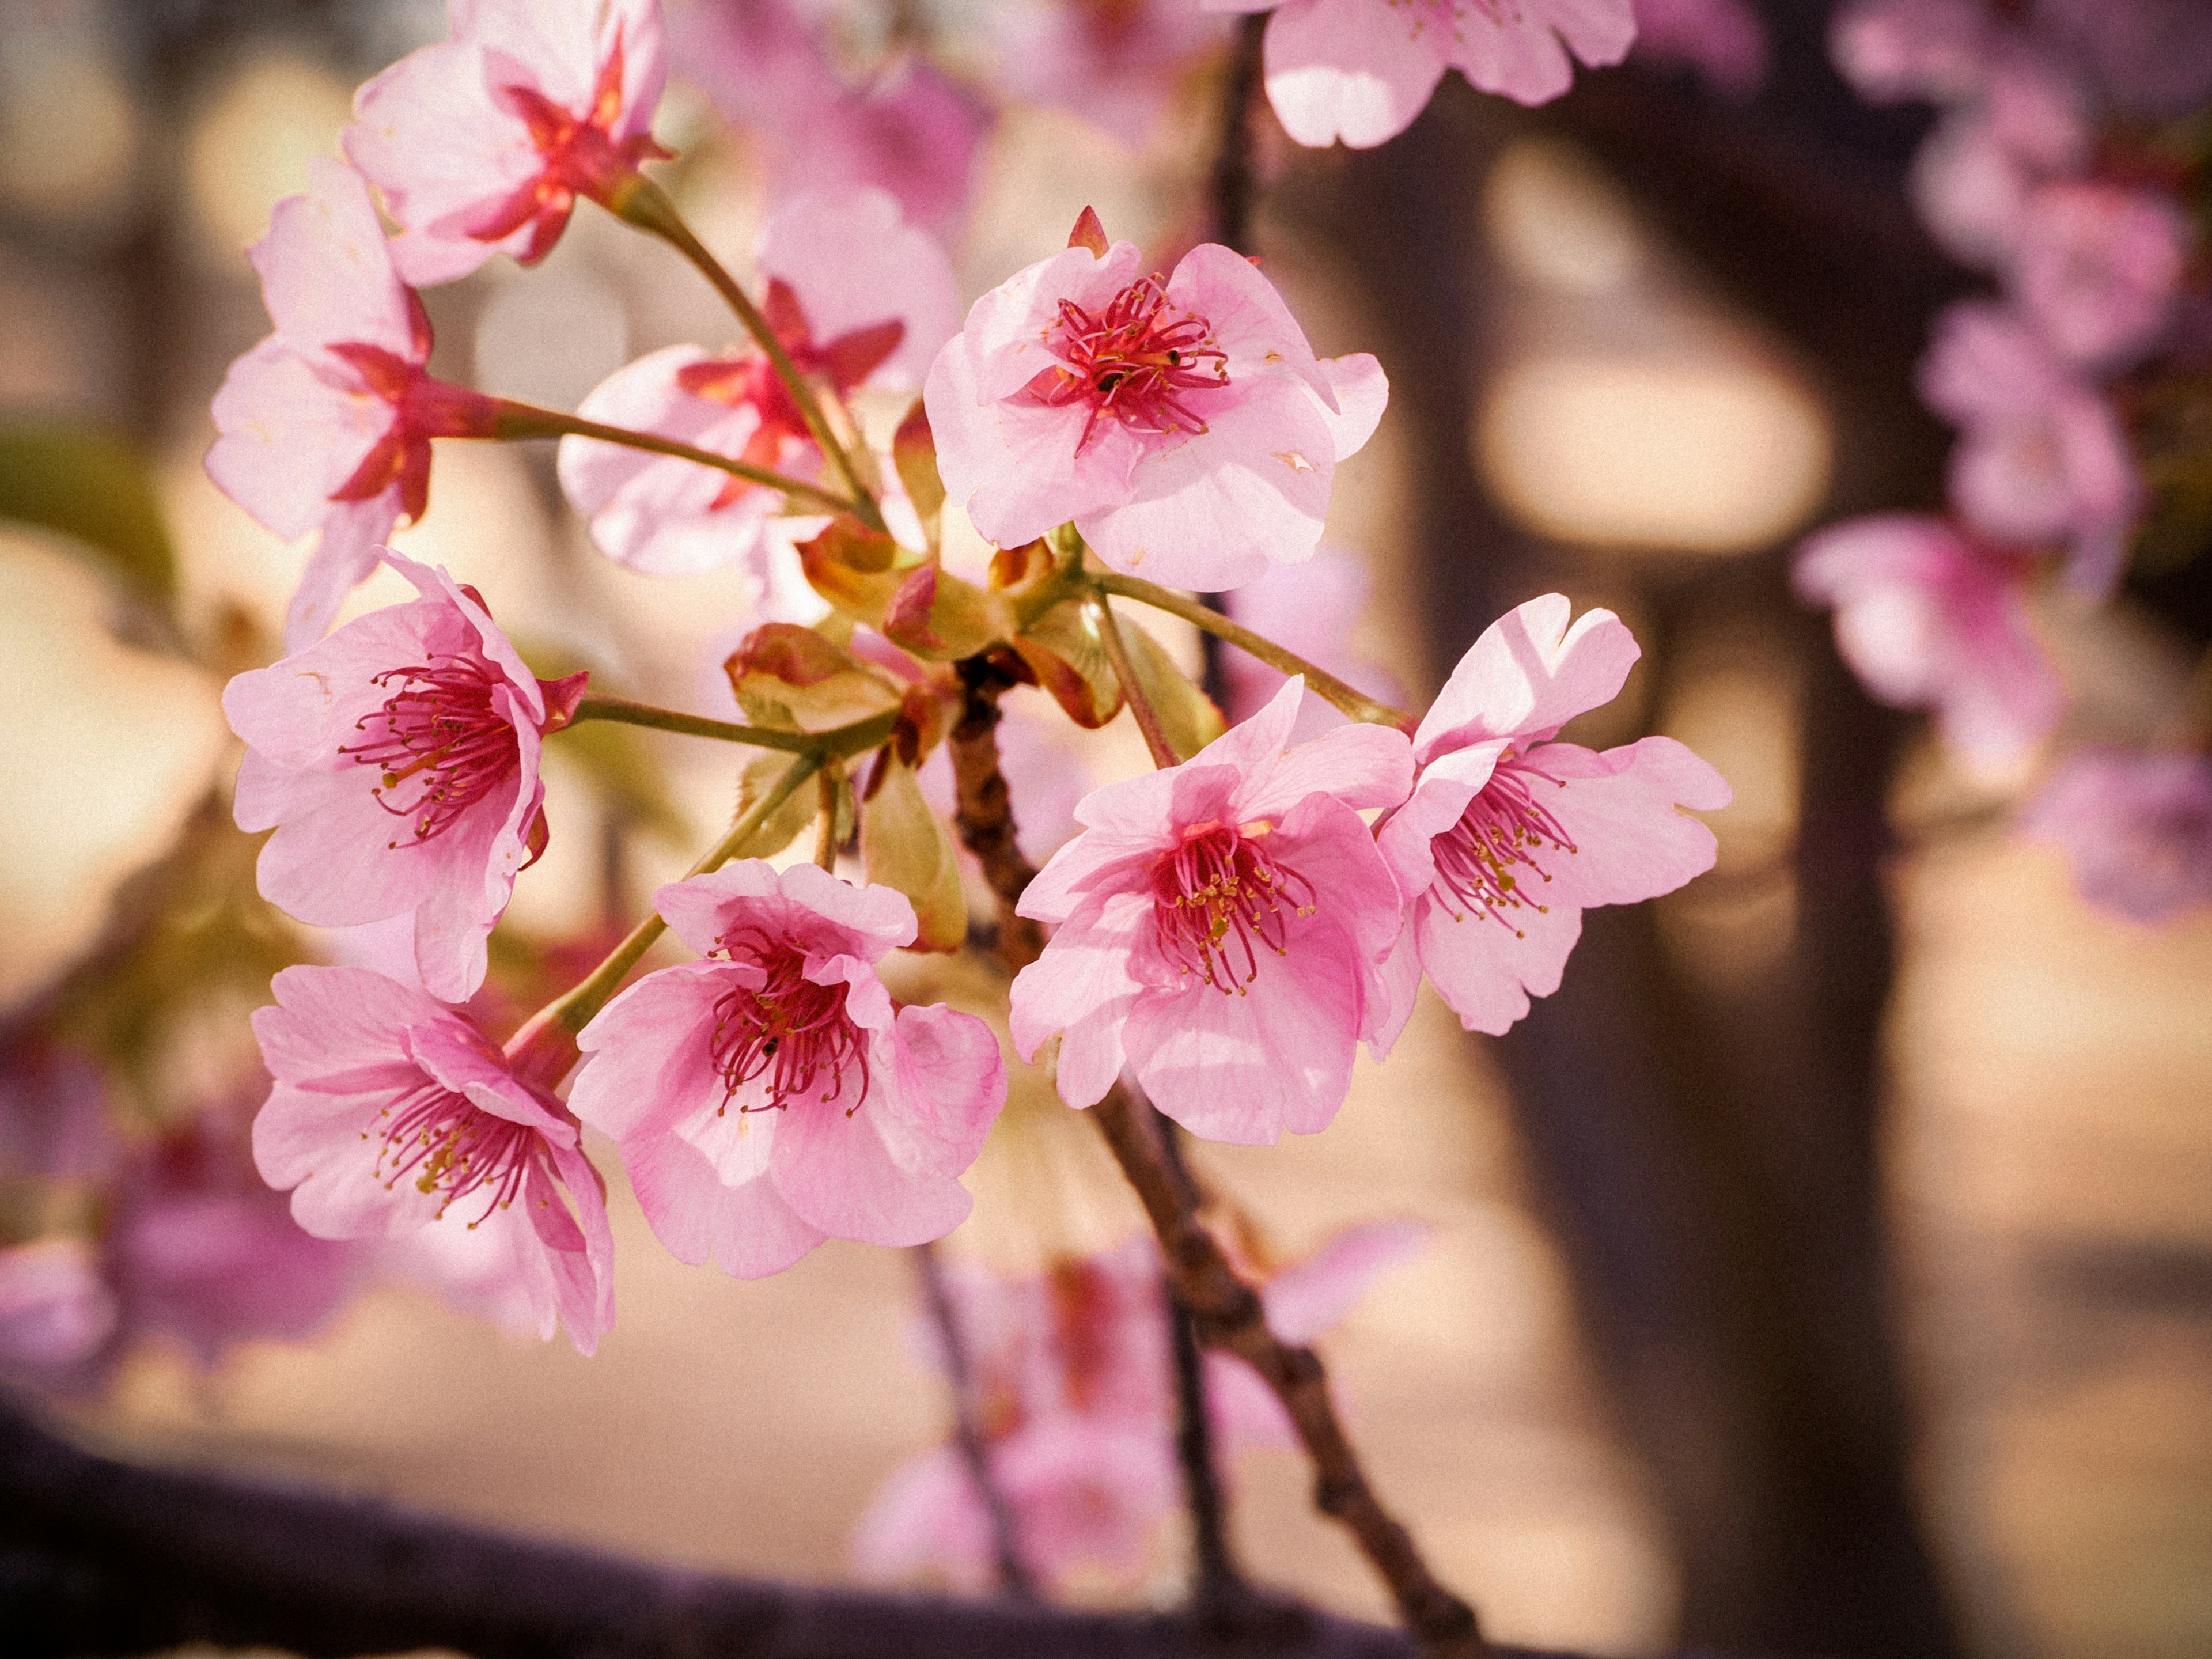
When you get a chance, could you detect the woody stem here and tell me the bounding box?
[490,400,859,518]
[604,176,888,533]
[1093,594,1184,768]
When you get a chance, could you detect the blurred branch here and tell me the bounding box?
[914,1240,1038,1601]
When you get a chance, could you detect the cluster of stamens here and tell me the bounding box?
[1150,820,1315,995]
[707,925,869,1116]
[366,1079,537,1226]
[1031,276,1229,451]
[1429,752,1577,935]
[338,653,518,848]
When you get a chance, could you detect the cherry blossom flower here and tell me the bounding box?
[558,189,959,576]
[224,551,588,1005]
[926,219,1387,590]
[1009,677,1411,1143]
[1830,0,1993,105]
[344,0,669,286]
[1919,301,2138,595]
[1631,0,1768,98]
[251,965,615,1354]
[1908,56,2089,270]
[1205,0,1635,150]
[206,159,499,650]
[2014,181,2192,368]
[2023,748,2212,923]
[994,0,1232,147]
[1373,596,1728,1040]
[0,1240,117,1387]
[1794,514,2062,774]
[568,861,1007,1278]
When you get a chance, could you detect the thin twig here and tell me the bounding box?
[1157,1118,1247,1611]
[1209,14,1269,258]
[946,653,1049,974]
[1093,594,1183,768]
[490,399,859,517]
[914,1241,1039,1601]
[569,695,832,752]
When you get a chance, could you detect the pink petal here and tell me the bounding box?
[1261,1218,1429,1343]
[1262,0,1449,150]
[1414,593,1642,760]
[1529,736,1729,908]
[1412,884,1586,1036]
[757,188,961,387]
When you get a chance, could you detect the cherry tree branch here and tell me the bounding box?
[946,653,1049,974]
[915,1240,1040,1601]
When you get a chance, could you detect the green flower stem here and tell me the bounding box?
[490,399,857,518]
[604,175,888,534]
[1093,593,1185,768]
[1095,570,1418,733]
[569,695,815,752]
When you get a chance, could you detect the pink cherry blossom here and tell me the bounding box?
[1631,0,1769,97]
[2023,748,2212,923]
[2014,180,2192,368]
[224,551,588,1005]
[1794,514,2062,774]
[1373,597,1728,1040]
[927,224,1387,590]
[1221,544,1407,743]
[343,0,669,287]
[251,964,615,1354]
[206,159,499,650]
[1909,57,2090,270]
[995,0,1232,147]
[2037,0,2212,119]
[558,189,959,576]
[568,861,1007,1278]
[1919,301,2139,595]
[1830,0,1993,104]
[1204,0,1634,150]
[0,1240,117,1385]
[680,0,987,238]
[1009,677,1411,1144]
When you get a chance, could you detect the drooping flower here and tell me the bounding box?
[558,188,960,576]
[1919,301,2139,596]
[926,216,1387,590]
[251,964,615,1354]
[224,551,587,1005]
[1793,514,2062,774]
[343,0,669,286]
[1373,596,1728,1039]
[2022,748,2212,923]
[1009,677,1411,1143]
[994,0,1232,147]
[2014,180,2192,369]
[1205,0,1635,150]
[206,158,500,650]
[568,861,1007,1278]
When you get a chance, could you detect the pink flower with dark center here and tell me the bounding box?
[344,0,669,286]
[1794,514,2062,774]
[1919,300,2139,596]
[1203,0,1635,149]
[927,215,1387,590]
[2014,180,2192,368]
[1009,677,1411,1143]
[2024,748,2212,923]
[559,189,959,575]
[568,861,1007,1278]
[206,158,500,650]
[250,965,615,1355]
[1374,596,1728,1039]
[224,551,586,1004]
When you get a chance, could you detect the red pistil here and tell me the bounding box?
[338,654,519,847]
[1151,819,1314,994]
[1428,752,1577,935]
[369,1078,539,1225]
[1028,275,1229,451]
[708,925,870,1115]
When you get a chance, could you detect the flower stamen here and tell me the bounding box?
[338,654,518,848]
[708,925,870,1115]
[1029,275,1229,452]
[1150,820,1315,994]
[1430,752,1577,936]
[366,1080,537,1228]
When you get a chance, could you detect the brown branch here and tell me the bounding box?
[948,652,1048,974]
[1089,1087,1487,1659]
[915,1240,1039,1601]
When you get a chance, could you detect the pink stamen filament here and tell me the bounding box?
[367,1080,539,1227]
[1150,820,1315,995]
[338,654,518,848]
[1429,753,1577,936]
[1032,275,1229,452]
[709,925,870,1116]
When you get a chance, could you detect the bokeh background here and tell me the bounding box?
[2,2,2208,1656]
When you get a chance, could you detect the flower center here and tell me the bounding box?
[1150,820,1314,994]
[707,926,870,1115]
[1030,275,1229,452]
[370,1079,538,1225]
[1428,752,1577,934]
[338,654,518,849]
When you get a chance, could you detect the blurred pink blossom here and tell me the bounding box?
[1374,596,1728,1039]
[206,160,499,650]
[1631,0,1768,97]
[569,862,1007,1278]
[927,222,1386,590]
[994,0,1232,147]
[1830,0,1992,104]
[344,0,669,285]
[251,965,615,1354]
[1209,0,1635,148]
[2015,180,2193,368]
[1909,57,2090,270]
[225,552,587,1005]
[0,1240,117,1384]
[558,189,958,576]
[1009,677,1411,1144]
[2023,747,2212,922]
[1220,544,1407,743]
[2035,0,2212,118]
[1794,514,2062,774]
